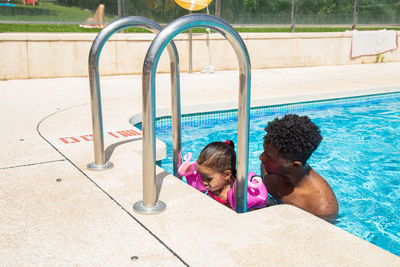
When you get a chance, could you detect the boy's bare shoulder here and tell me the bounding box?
[300,170,339,217]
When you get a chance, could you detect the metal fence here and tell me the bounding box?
[1,0,399,28]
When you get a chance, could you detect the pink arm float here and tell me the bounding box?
[178,153,268,209]
[227,171,268,210]
[177,152,207,192]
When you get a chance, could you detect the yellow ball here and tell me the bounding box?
[174,0,213,11]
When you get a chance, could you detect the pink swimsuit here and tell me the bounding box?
[207,191,229,206]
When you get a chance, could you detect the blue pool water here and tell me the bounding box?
[147,92,400,256]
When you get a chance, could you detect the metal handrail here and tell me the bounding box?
[134,14,251,214]
[87,16,181,175]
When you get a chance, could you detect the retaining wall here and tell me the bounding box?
[1,31,399,80]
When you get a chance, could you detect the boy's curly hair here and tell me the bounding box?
[264,114,322,165]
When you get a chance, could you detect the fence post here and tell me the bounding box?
[117,0,126,33]
[291,0,297,32]
[352,0,359,30]
[215,0,221,17]
[118,0,125,18]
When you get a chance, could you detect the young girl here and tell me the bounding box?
[178,140,268,210]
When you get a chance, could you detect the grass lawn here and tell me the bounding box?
[0,23,151,33]
[234,26,400,32]
[1,1,400,33]
[2,23,400,33]
[0,1,116,24]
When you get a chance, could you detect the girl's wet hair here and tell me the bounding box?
[197,140,236,178]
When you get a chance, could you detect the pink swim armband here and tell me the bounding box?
[227,171,268,210]
[177,152,207,192]
[178,153,268,210]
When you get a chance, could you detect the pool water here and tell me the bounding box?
[150,92,400,257]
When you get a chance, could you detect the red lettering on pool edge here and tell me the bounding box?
[117,130,140,137]
[59,130,141,144]
[59,137,80,144]
[80,134,93,141]
[59,137,71,144]
[70,137,80,143]
[107,132,119,138]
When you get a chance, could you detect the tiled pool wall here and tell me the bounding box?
[134,91,400,130]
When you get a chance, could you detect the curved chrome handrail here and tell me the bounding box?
[135,14,251,214]
[87,16,181,177]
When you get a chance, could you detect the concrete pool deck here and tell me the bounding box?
[1,63,400,265]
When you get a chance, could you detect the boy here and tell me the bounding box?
[260,114,338,220]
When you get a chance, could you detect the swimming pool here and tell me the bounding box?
[145,92,400,257]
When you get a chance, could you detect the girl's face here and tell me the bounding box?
[196,164,232,193]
